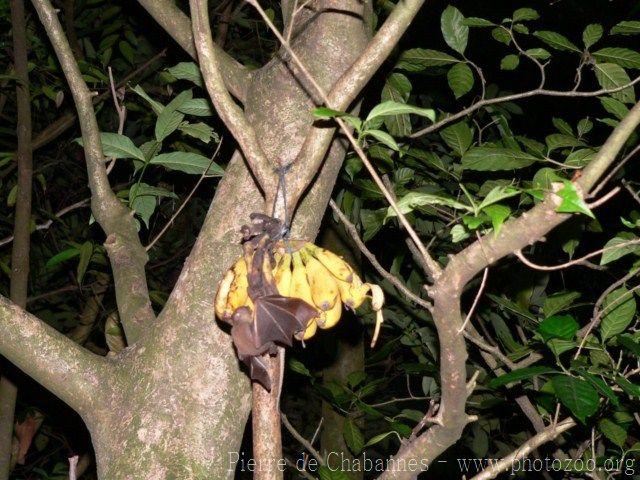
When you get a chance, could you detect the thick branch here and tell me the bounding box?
[0,296,111,415]
[31,0,154,343]
[289,0,425,207]
[190,0,276,198]
[469,418,576,480]
[136,0,251,102]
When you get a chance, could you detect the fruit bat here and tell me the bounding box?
[224,214,318,390]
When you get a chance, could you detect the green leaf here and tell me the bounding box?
[600,97,629,119]
[463,17,494,27]
[318,466,351,480]
[538,314,579,341]
[582,24,603,49]
[45,247,80,269]
[533,31,581,53]
[615,375,640,397]
[545,133,586,152]
[365,101,435,123]
[381,73,412,136]
[488,366,556,389]
[599,419,627,447]
[364,430,397,448]
[594,63,635,104]
[600,287,636,341]
[387,191,472,219]
[99,132,145,161]
[155,90,192,141]
[131,84,163,115]
[440,121,473,155]
[525,48,551,60]
[395,48,459,71]
[477,185,519,210]
[500,54,519,70]
[578,370,620,407]
[543,291,581,317]
[149,151,225,175]
[600,233,639,265]
[343,419,364,455]
[483,204,510,234]
[364,129,399,151]
[76,241,93,284]
[618,334,640,356]
[313,107,349,118]
[178,98,214,116]
[462,147,538,171]
[492,27,511,45]
[611,20,640,36]
[565,148,597,167]
[552,117,574,135]
[555,181,595,218]
[166,62,203,86]
[577,118,593,136]
[178,122,217,143]
[447,63,474,98]
[512,7,539,22]
[441,5,468,54]
[288,358,311,377]
[551,375,599,424]
[593,47,640,69]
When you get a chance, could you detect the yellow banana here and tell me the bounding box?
[290,252,316,307]
[302,250,339,311]
[306,243,354,282]
[317,298,342,329]
[338,279,370,309]
[295,318,318,341]
[274,253,293,296]
[215,268,235,319]
[227,257,249,311]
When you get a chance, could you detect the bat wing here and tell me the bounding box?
[252,295,318,347]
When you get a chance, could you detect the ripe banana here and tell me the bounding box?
[338,279,370,310]
[274,253,292,296]
[296,318,318,341]
[305,243,354,282]
[215,269,235,320]
[290,252,317,309]
[317,297,342,329]
[227,257,249,311]
[302,250,339,311]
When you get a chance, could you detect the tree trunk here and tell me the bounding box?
[79,2,369,478]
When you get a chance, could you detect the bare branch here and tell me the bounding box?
[31,0,155,343]
[288,0,425,209]
[282,414,325,466]
[468,418,576,480]
[190,0,276,199]
[410,76,640,138]
[0,296,112,415]
[136,0,251,102]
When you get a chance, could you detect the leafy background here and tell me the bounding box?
[1,0,640,478]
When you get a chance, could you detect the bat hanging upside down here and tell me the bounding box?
[220,214,318,390]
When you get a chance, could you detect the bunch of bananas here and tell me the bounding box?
[215,241,384,345]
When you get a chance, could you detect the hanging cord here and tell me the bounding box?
[271,163,293,238]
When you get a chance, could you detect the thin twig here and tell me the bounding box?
[146,141,223,251]
[329,200,433,311]
[622,179,640,206]
[106,66,126,174]
[458,268,488,333]
[515,239,640,272]
[281,414,325,466]
[590,144,640,198]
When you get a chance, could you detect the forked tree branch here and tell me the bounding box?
[288,0,425,209]
[31,0,155,343]
[190,0,277,200]
[136,0,252,102]
[0,296,112,415]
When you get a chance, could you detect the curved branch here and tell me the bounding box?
[289,0,425,207]
[190,0,276,199]
[410,75,640,138]
[0,296,112,415]
[136,0,251,102]
[31,0,154,343]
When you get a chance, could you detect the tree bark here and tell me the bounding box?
[0,0,32,477]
